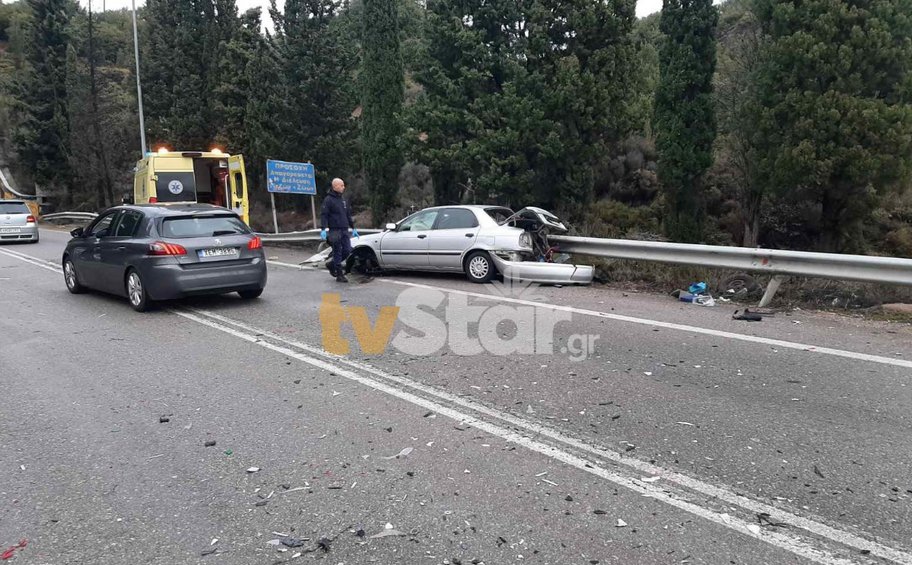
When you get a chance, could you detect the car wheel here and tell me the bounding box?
[63,257,85,294]
[464,251,495,283]
[238,288,264,299]
[347,248,380,275]
[30,235,39,244]
[126,269,152,312]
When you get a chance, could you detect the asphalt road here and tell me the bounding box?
[1,227,910,565]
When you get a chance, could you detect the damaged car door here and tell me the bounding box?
[378,209,437,269]
[426,207,480,271]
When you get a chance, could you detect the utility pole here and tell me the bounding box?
[131,0,147,156]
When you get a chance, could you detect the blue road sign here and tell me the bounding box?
[266,160,317,195]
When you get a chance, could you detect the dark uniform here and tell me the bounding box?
[320,189,354,278]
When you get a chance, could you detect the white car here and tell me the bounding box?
[333,205,593,284]
[0,200,39,243]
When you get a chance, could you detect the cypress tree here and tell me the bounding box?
[15,0,75,196]
[143,0,240,148]
[271,0,358,188]
[751,0,912,252]
[362,0,404,224]
[654,0,719,242]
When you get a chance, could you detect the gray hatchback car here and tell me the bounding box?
[0,199,39,243]
[62,204,267,311]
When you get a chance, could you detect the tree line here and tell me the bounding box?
[0,0,909,255]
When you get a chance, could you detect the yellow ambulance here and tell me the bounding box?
[131,148,250,225]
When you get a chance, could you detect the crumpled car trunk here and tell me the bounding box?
[493,206,593,284]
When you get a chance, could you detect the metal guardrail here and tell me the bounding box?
[41,212,99,222]
[257,229,383,243]
[550,235,912,306]
[30,210,912,306]
[0,168,35,200]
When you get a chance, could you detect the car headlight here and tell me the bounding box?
[519,232,532,248]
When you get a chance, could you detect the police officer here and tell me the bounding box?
[320,178,359,282]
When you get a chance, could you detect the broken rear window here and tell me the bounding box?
[485,207,514,224]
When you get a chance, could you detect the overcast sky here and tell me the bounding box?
[78,0,665,26]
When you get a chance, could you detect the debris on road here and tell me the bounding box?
[676,422,695,426]
[757,513,787,527]
[616,519,628,527]
[370,523,406,539]
[641,476,661,483]
[747,524,762,535]
[246,467,260,473]
[200,547,218,557]
[689,282,707,295]
[204,440,216,447]
[732,309,764,322]
[280,486,308,494]
[159,416,170,423]
[224,449,233,456]
[382,447,414,460]
[813,465,825,478]
[593,510,607,515]
[281,537,308,548]
[1,539,27,561]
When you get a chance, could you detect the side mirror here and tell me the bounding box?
[94,228,109,239]
[70,227,84,238]
[385,223,397,231]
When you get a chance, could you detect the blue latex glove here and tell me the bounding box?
[320,228,327,240]
[352,229,360,238]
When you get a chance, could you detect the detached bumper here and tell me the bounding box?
[490,255,594,285]
[141,257,268,300]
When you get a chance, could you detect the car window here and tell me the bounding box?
[0,202,30,214]
[398,210,438,232]
[161,215,250,238]
[114,211,143,237]
[435,208,478,230]
[86,212,120,237]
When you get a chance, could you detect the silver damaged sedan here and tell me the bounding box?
[331,205,593,284]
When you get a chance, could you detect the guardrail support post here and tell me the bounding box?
[271,193,279,234]
[759,275,787,308]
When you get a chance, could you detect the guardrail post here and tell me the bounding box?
[758,275,787,308]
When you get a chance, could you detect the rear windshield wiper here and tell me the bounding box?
[212,230,241,236]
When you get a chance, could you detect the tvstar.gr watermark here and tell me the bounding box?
[319,279,599,362]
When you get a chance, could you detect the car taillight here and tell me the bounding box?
[26,215,35,223]
[149,197,158,203]
[247,236,262,250]
[148,241,187,256]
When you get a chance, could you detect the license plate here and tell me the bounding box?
[0,228,19,234]
[199,247,238,258]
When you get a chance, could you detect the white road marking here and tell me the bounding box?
[0,247,61,273]
[4,247,911,563]
[178,308,874,565]
[380,278,912,370]
[186,306,912,565]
